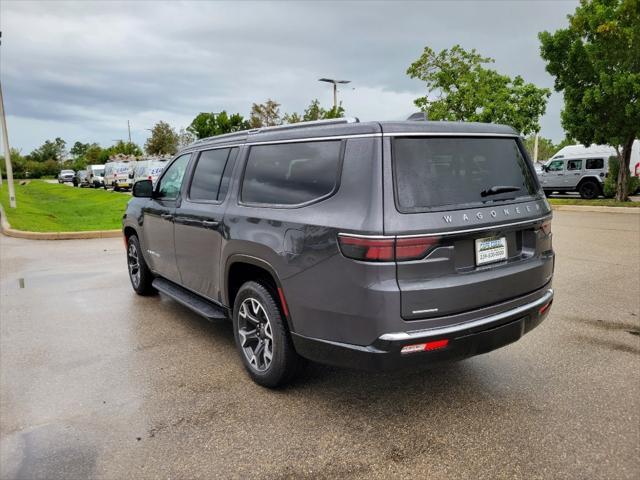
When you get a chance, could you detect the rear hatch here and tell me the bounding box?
[384,134,554,320]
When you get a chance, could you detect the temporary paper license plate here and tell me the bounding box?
[475,236,507,266]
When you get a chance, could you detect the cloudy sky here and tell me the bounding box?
[1,0,578,153]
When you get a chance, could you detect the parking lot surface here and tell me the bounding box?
[1,210,639,479]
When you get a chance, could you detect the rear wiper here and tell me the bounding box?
[480,185,521,197]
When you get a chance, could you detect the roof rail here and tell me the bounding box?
[191,117,360,146]
[407,112,428,121]
[254,117,359,134]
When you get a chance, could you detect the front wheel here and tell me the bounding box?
[233,281,303,388]
[126,235,155,295]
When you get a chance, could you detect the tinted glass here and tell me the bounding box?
[393,137,538,211]
[586,158,604,169]
[157,154,190,199]
[189,148,231,201]
[547,160,564,172]
[242,141,342,205]
[567,159,583,170]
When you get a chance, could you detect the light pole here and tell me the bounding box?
[318,78,351,110]
[0,81,16,208]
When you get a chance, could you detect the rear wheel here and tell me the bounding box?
[579,180,599,199]
[233,281,302,388]
[126,235,155,295]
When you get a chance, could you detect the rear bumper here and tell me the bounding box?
[291,288,553,371]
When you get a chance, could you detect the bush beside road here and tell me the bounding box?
[0,180,128,232]
[548,198,640,208]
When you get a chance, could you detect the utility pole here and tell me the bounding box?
[0,80,16,208]
[533,133,539,163]
[318,78,351,110]
[127,120,132,144]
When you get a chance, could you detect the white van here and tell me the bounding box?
[104,160,134,191]
[86,164,105,188]
[132,158,168,186]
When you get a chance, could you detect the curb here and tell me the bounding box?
[550,204,640,214]
[0,206,121,240]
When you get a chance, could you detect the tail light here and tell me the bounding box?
[540,219,552,236]
[401,339,449,354]
[635,162,639,176]
[338,234,440,262]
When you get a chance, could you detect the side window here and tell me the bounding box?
[567,159,583,171]
[189,148,231,201]
[547,160,564,172]
[242,141,342,206]
[156,154,191,200]
[586,158,604,170]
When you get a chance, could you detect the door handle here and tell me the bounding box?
[202,220,220,229]
[161,213,174,221]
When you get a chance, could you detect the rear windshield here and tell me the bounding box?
[393,137,539,212]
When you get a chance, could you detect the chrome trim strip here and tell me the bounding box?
[379,289,553,342]
[397,215,552,238]
[338,215,551,240]
[247,133,382,146]
[383,132,518,138]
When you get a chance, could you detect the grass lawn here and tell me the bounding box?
[0,180,131,232]
[548,198,640,208]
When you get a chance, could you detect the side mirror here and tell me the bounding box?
[132,179,153,198]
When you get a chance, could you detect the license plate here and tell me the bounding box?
[475,236,507,266]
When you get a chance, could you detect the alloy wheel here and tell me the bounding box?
[127,242,141,288]
[237,297,274,372]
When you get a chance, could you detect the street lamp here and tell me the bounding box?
[318,78,351,110]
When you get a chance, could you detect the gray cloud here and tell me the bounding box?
[0,0,578,152]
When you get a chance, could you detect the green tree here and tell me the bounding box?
[145,121,179,155]
[187,111,250,138]
[539,0,640,201]
[70,141,91,158]
[407,45,550,135]
[28,137,67,163]
[283,99,346,124]
[0,148,27,178]
[110,140,143,156]
[523,135,562,162]
[250,99,282,128]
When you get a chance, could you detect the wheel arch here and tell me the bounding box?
[224,255,292,331]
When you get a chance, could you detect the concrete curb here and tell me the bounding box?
[0,206,121,240]
[550,204,640,214]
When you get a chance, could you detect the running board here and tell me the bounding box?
[152,277,228,321]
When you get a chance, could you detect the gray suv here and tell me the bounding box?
[123,118,554,387]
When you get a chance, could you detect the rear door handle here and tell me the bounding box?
[161,213,174,221]
[202,220,220,229]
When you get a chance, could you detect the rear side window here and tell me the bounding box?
[567,159,583,170]
[393,137,538,212]
[189,148,238,202]
[586,158,604,169]
[242,140,342,206]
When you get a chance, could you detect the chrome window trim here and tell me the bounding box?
[246,133,382,146]
[382,132,518,138]
[379,289,554,341]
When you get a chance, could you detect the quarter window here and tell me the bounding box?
[567,159,583,171]
[189,148,237,202]
[156,154,191,200]
[586,158,604,169]
[242,141,342,205]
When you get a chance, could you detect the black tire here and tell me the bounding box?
[126,235,155,295]
[579,180,599,200]
[103,184,108,190]
[232,281,302,388]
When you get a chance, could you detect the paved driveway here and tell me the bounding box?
[1,210,638,479]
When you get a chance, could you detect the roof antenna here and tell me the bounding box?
[407,112,427,121]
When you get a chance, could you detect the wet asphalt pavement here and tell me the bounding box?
[1,210,639,479]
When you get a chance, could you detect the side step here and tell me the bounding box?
[152,277,228,321]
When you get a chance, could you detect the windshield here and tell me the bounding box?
[392,137,539,212]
